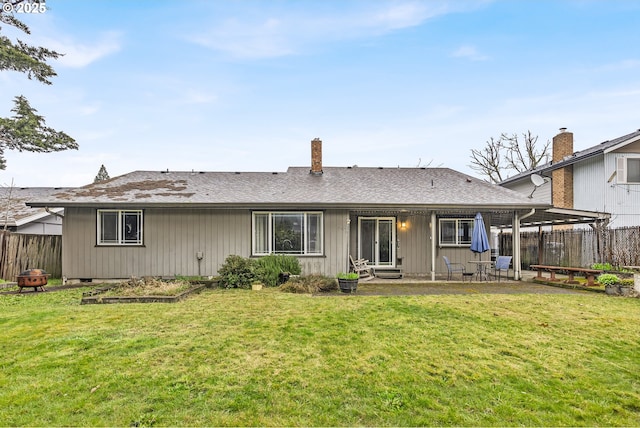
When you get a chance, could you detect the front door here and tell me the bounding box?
[358,217,395,267]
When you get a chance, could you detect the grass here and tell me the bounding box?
[0,286,639,426]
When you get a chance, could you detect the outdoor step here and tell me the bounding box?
[372,268,404,279]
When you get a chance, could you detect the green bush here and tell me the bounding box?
[592,262,613,271]
[280,274,337,294]
[337,272,359,280]
[597,273,621,286]
[254,254,302,287]
[218,255,256,289]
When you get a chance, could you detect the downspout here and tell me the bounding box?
[45,207,64,219]
[431,212,436,281]
[513,208,536,281]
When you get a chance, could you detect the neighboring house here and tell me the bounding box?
[27,139,607,283]
[500,128,640,229]
[0,187,72,235]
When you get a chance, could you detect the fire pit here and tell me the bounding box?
[17,268,49,292]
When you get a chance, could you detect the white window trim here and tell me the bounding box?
[439,218,474,247]
[617,156,640,184]
[252,211,323,256]
[97,209,143,246]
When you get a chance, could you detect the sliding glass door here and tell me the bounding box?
[358,217,395,267]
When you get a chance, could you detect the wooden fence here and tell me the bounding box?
[500,226,640,268]
[0,231,62,280]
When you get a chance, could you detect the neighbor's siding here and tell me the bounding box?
[62,207,349,280]
[603,151,640,227]
[502,179,551,204]
[573,155,606,215]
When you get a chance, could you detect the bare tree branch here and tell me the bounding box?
[470,131,551,183]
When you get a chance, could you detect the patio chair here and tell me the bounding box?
[443,256,466,280]
[349,255,372,280]
[493,255,512,281]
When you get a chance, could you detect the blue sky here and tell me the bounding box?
[2,0,640,187]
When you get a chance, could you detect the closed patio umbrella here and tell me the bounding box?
[471,212,490,255]
[470,212,491,279]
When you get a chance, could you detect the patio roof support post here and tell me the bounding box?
[513,211,521,280]
[514,208,536,281]
[431,211,436,281]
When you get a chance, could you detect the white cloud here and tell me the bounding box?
[592,59,640,73]
[78,103,100,116]
[183,90,218,105]
[451,45,489,61]
[45,31,123,68]
[189,1,490,59]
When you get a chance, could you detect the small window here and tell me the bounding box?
[97,210,143,245]
[252,211,323,255]
[617,157,640,184]
[439,218,473,246]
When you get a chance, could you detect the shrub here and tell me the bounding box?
[592,262,613,271]
[254,254,302,287]
[280,274,337,294]
[337,272,359,280]
[597,273,621,286]
[218,255,256,289]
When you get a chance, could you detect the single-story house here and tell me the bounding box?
[27,139,608,283]
[1,187,71,235]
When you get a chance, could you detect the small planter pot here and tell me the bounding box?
[605,283,635,297]
[338,278,358,293]
[605,284,620,296]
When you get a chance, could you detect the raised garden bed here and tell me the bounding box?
[81,277,216,305]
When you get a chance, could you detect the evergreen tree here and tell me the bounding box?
[0,1,77,170]
[94,164,110,183]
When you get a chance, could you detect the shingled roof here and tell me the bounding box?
[27,166,545,210]
[1,187,72,227]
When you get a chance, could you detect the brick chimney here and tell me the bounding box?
[551,128,573,209]
[310,138,323,175]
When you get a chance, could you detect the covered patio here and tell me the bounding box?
[349,207,610,282]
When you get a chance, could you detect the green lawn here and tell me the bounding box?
[1,287,639,426]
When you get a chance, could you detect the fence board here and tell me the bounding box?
[500,226,640,268]
[0,231,62,280]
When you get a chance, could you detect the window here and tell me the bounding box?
[617,157,640,184]
[97,210,143,245]
[253,211,323,255]
[439,218,473,246]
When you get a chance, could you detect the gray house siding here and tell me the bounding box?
[574,155,606,215]
[62,207,350,281]
[15,214,63,235]
[397,214,431,276]
[606,151,640,227]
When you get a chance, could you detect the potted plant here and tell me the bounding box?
[599,273,636,297]
[337,272,359,293]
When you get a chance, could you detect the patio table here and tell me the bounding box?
[468,260,493,281]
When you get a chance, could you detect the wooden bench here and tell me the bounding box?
[529,264,603,286]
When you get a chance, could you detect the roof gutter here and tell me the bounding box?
[45,207,64,219]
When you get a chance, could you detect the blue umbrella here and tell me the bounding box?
[470,212,490,255]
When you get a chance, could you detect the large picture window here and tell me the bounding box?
[439,218,473,246]
[97,210,143,245]
[617,157,640,184]
[253,211,323,255]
